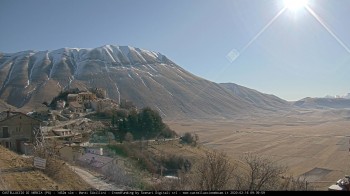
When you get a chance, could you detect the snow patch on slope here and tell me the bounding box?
[2,62,14,89]
[28,51,47,84]
[103,45,118,63]
[119,46,132,64]
[147,76,173,97]
[48,49,67,79]
[155,105,167,117]
[132,70,147,88]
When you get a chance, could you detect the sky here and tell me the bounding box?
[0,0,350,101]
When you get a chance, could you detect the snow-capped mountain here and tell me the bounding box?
[344,93,350,99]
[0,45,290,119]
[324,93,350,99]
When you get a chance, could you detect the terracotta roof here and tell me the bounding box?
[52,128,72,135]
[0,111,42,122]
[53,128,71,132]
[69,102,82,108]
[79,92,93,95]
[68,94,78,98]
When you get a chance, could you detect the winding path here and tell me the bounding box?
[69,165,123,191]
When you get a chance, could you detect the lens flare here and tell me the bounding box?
[285,0,308,11]
[305,5,350,54]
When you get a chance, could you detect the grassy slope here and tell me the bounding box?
[0,146,91,190]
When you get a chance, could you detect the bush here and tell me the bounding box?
[193,150,236,191]
[181,132,198,146]
[107,144,128,157]
[108,143,157,173]
[160,125,177,138]
[240,153,288,191]
[160,154,192,175]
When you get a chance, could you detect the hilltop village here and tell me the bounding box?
[1,88,116,157]
[0,88,192,190]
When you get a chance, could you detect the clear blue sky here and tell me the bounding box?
[1,0,350,101]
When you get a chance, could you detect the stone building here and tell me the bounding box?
[0,110,41,154]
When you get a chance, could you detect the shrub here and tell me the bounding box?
[181,132,198,146]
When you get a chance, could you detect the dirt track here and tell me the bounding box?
[69,165,123,191]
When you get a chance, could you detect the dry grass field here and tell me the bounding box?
[0,146,91,191]
[167,109,350,190]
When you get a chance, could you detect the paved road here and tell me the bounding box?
[69,166,123,191]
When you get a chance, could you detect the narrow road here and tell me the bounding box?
[69,166,123,191]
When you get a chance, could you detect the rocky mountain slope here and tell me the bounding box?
[0,45,291,119]
[219,83,290,112]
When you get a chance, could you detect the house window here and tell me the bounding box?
[2,127,9,138]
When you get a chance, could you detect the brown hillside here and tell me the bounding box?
[0,146,91,190]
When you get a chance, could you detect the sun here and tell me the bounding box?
[284,0,308,11]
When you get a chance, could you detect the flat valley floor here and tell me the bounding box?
[167,109,350,190]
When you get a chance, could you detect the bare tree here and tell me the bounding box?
[103,160,133,187]
[150,149,311,191]
[278,175,310,191]
[193,150,236,190]
[241,153,287,191]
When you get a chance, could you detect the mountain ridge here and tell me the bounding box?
[293,97,350,109]
[324,93,350,99]
[0,45,291,119]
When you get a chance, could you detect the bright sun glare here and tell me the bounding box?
[285,0,308,11]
